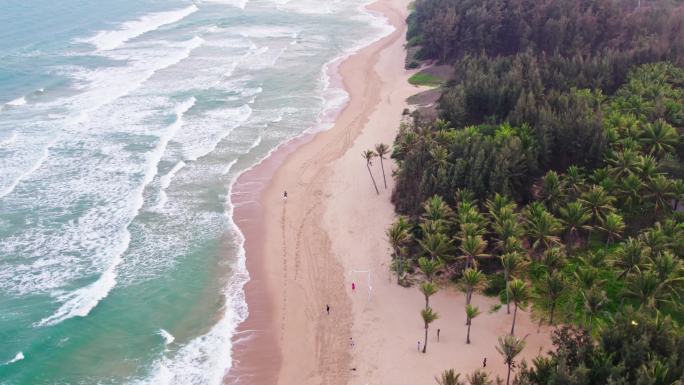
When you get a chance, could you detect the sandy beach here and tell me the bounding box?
[229,0,552,384]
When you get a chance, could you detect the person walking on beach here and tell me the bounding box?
[417,341,421,352]
[351,282,356,291]
[437,328,440,341]
[283,190,288,200]
[326,304,330,315]
[483,358,487,368]
[349,337,355,348]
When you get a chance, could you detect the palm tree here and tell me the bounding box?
[493,218,524,253]
[420,281,438,309]
[536,271,565,325]
[539,170,566,212]
[582,287,607,331]
[419,232,454,263]
[465,304,481,344]
[566,165,585,199]
[387,216,411,284]
[374,143,390,189]
[362,150,379,195]
[542,246,567,273]
[422,195,454,224]
[608,148,641,178]
[421,307,439,353]
[579,185,615,224]
[435,369,464,385]
[459,235,488,269]
[462,268,485,306]
[598,213,625,246]
[500,252,525,314]
[508,279,530,335]
[525,207,562,257]
[496,334,527,385]
[613,237,649,279]
[558,201,592,249]
[648,175,675,216]
[640,119,679,159]
[418,257,441,283]
[466,370,493,385]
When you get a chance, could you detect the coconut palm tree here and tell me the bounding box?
[493,218,524,253]
[536,271,565,325]
[374,143,390,189]
[466,370,493,385]
[435,369,464,385]
[525,207,562,257]
[422,195,454,224]
[542,247,567,273]
[420,281,438,309]
[648,175,675,216]
[387,216,411,284]
[500,252,526,314]
[496,334,527,385]
[465,304,481,344]
[362,150,379,195]
[608,148,641,178]
[558,201,592,249]
[613,237,649,279]
[421,307,439,353]
[566,165,585,199]
[539,170,566,212]
[582,287,607,331]
[459,235,488,269]
[419,232,454,264]
[418,257,441,283]
[640,119,679,159]
[579,185,616,224]
[598,213,625,246]
[462,268,485,306]
[508,279,530,335]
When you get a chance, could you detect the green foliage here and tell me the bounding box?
[409,71,444,87]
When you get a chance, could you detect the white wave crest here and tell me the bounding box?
[203,0,249,9]
[0,132,17,147]
[158,329,175,345]
[156,160,186,210]
[6,96,27,106]
[5,352,24,365]
[0,138,53,200]
[36,98,196,327]
[80,5,199,51]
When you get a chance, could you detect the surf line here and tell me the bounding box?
[35,98,196,327]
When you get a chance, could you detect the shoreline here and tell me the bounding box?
[225,1,404,384]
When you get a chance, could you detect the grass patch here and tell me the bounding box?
[408,71,444,87]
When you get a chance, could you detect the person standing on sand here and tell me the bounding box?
[326,304,330,315]
[483,358,487,367]
[352,282,355,291]
[417,341,421,351]
[437,328,440,341]
[283,190,287,200]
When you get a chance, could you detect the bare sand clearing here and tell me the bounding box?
[229,0,552,384]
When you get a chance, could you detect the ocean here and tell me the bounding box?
[0,1,391,383]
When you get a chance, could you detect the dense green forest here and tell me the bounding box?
[387,0,684,384]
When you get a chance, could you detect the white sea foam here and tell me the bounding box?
[179,104,253,162]
[133,163,249,385]
[0,132,17,147]
[156,160,186,210]
[158,329,175,345]
[5,352,24,365]
[203,0,249,9]
[36,98,195,327]
[0,138,53,200]
[80,5,198,51]
[6,97,27,107]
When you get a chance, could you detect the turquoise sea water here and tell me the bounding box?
[0,1,391,383]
